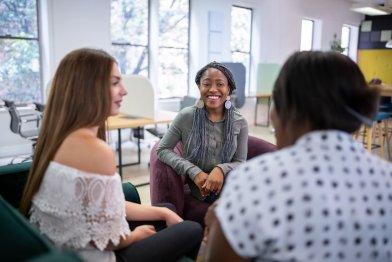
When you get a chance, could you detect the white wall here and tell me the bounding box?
[42,0,111,91]
[0,0,364,157]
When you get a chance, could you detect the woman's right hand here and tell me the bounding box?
[194,171,210,196]
[132,225,156,242]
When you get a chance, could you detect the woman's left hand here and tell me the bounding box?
[203,167,224,195]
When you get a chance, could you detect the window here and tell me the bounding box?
[111,0,149,77]
[230,6,252,94]
[0,0,41,104]
[341,25,350,56]
[158,0,189,99]
[111,0,189,99]
[300,19,314,51]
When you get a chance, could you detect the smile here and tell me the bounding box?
[207,95,221,100]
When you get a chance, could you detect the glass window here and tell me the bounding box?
[300,19,314,51]
[341,25,350,56]
[111,0,149,76]
[158,0,189,99]
[0,0,41,104]
[230,6,252,94]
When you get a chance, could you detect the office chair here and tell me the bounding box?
[34,102,45,115]
[3,99,41,153]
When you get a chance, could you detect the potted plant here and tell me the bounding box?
[330,33,346,53]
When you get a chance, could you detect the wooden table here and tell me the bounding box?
[107,110,177,178]
[248,93,272,127]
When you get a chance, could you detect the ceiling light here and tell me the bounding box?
[351,3,392,15]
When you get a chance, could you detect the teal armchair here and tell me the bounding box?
[0,195,83,262]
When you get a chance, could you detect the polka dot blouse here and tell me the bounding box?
[216,130,392,262]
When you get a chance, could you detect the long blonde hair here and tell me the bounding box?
[20,48,116,216]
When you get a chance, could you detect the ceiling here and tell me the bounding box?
[349,0,386,3]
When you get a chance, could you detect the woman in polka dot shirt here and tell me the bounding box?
[203,51,392,261]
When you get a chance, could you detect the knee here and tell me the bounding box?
[181,221,203,241]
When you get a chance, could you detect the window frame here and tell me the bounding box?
[110,0,150,77]
[0,0,43,105]
[157,0,190,99]
[300,18,314,51]
[341,25,351,56]
[230,5,253,95]
[110,0,190,100]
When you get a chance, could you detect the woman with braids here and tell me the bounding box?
[19,48,202,262]
[157,61,248,204]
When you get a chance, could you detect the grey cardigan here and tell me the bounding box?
[156,106,248,200]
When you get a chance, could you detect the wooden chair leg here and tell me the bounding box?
[384,119,391,160]
[376,122,384,159]
[366,125,373,152]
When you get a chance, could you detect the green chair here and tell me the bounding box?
[0,161,32,208]
[0,162,141,208]
[0,162,195,261]
[122,181,141,204]
[0,195,83,262]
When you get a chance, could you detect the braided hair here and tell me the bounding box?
[186,62,237,165]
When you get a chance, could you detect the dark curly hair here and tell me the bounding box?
[195,61,236,95]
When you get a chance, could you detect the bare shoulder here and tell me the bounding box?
[54,129,116,176]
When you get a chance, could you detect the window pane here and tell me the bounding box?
[158,47,187,99]
[231,6,252,94]
[341,26,350,56]
[159,0,189,48]
[300,19,313,51]
[111,0,148,45]
[0,0,38,38]
[112,45,148,76]
[0,39,41,103]
[230,7,251,52]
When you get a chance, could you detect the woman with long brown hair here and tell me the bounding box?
[20,48,202,262]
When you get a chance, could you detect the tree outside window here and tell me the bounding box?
[158,0,189,99]
[111,0,149,77]
[111,0,189,99]
[0,0,41,104]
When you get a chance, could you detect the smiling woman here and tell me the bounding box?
[156,61,249,218]
[19,48,202,262]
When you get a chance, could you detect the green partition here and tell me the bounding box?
[254,63,281,126]
[257,63,281,93]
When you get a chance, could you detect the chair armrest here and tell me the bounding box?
[26,251,84,262]
[150,141,185,216]
[122,182,141,204]
[247,135,277,160]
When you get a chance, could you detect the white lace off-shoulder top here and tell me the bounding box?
[29,161,131,262]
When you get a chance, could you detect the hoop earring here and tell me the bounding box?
[196,99,204,109]
[224,96,232,109]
